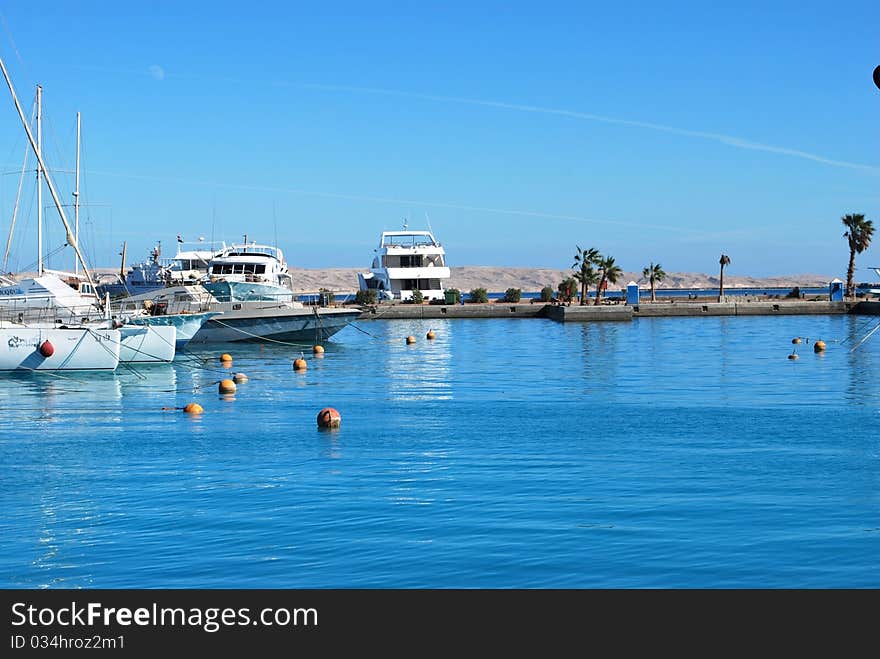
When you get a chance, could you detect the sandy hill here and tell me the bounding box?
[287,266,833,294]
[21,266,832,294]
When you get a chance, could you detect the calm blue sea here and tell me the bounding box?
[2,314,879,588]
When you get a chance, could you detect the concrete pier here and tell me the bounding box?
[357,302,548,320]
[355,299,870,321]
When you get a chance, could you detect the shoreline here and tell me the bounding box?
[11,266,841,296]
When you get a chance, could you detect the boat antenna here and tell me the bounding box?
[425,212,433,233]
[402,217,408,231]
[273,202,278,251]
[0,54,101,305]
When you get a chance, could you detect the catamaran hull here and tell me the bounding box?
[118,325,176,363]
[186,308,361,344]
[0,326,120,371]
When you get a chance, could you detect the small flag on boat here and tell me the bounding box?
[177,235,183,243]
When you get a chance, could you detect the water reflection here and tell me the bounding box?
[844,315,880,404]
[382,321,452,401]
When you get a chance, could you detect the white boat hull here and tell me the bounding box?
[0,325,120,371]
[124,312,217,348]
[118,324,176,363]
[188,307,360,344]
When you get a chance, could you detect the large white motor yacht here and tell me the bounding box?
[358,224,450,301]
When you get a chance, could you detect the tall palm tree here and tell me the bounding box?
[594,255,623,305]
[718,254,731,301]
[842,213,875,297]
[572,246,601,305]
[641,262,666,302]
[572,262,599,305]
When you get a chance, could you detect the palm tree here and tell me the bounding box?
[572,262,599,305]
[594,255,623,306]
[842,213,875,297]
[572,246,601,305]
[718,254,731,301]
[641,262,666,302]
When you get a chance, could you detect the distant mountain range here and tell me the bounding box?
[14,266,838,294]
[286,266,835,294]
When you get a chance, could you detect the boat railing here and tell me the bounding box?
[0,301,103,326]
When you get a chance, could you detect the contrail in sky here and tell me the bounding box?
[300,83,880,174]
[70,65,880,174]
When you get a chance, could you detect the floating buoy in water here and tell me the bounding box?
[406,335,416,344]
[814,340,826,353]
[791,337,801,344]
[426,330,436,340]
[317,407,341,429]
[313,345,324,354]
[293,358,308,371]
[220,353,233,363]
[219,379,236,394]
[232,372,248,384]
[183,403,204,414]
[38,340,54,357]
[788,353,799,360]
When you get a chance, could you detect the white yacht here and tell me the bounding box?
[203,239,294,302]
[168,238,228,283]
[358,224,450,301]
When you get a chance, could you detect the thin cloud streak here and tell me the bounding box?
[302,83,880,174]
[69,66,879,173]
[83,167,697,235]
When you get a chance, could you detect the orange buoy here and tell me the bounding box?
[406,335,416,344]
[788,353,799,360]
[232,372,248,384]
[183,402,204,414]
[38,340,54,357]
[791,337,801,344]
[426,330,436,340]
[293,358,308,371]
[313,345,325,354]
[219,379,236,394]
[220,353,233,363]
[317,407,341,429]
[813,340,826,353]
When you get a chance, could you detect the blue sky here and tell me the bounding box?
[0,1,878,278]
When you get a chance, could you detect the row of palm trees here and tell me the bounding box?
[566,213,874,304]
[570,246,670,304]
[570,246,624,305]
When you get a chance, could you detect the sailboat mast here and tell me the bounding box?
[0,54,101,303]
[74,111,81,276]
[36,84,42,277]
[3,140,29,272]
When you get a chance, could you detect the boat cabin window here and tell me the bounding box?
[210,263,267,275]
[401,279,441,290]
[399,255,423,268]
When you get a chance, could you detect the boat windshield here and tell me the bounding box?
[381,233,438,248]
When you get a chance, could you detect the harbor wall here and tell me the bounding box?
[851,301,880,315]
[355,299,868,321]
